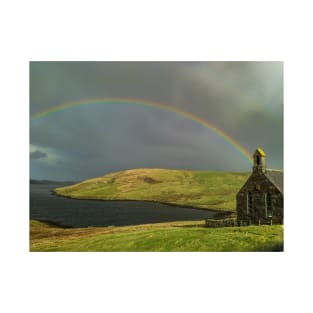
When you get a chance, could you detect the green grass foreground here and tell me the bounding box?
[54,168,250,211]
[30,220,283,252]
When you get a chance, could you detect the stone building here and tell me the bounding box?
[236,148,283,224]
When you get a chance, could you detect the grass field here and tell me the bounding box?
[30,220,283,252]
[54,168,250,211]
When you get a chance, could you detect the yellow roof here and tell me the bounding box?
[256,148,266,156]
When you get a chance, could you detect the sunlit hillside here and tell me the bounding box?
[54,168,250,211]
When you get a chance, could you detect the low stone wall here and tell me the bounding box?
[204,218,283,228]
[204,219,240,228]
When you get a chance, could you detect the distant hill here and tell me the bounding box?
[30,179,77,185]
[54,168,250,211]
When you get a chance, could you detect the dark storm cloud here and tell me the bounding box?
[30,61,283,180]
[30,150,47,160]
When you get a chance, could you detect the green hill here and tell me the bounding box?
[54,168,250,211]
[30,220,283,252]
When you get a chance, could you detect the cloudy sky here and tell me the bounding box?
[30,62,283,181]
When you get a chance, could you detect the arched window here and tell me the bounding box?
[265,193,272,217]
[256,155,260,165]
[247,192,252,213]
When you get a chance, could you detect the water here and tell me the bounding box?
[30,183,217,228]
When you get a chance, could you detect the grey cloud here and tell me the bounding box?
[30,150,47,160]
[30,61,283,181]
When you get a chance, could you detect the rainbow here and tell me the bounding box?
[30,97,253,164]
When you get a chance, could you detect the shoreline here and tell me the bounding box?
[51,189,234,217]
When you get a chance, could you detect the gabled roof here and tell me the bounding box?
[255,148,266,157]
[264,170,283,193]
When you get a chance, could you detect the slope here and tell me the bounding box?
[54,168,250,211]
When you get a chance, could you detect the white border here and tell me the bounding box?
[2,1,313,312]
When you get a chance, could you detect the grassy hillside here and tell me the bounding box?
[54,168,250,211]
[30,220,283,252]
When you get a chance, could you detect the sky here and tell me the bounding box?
[30,61,283,181]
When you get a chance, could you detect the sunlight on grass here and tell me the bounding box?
[30,220,283,252]
[54,169,250,211]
